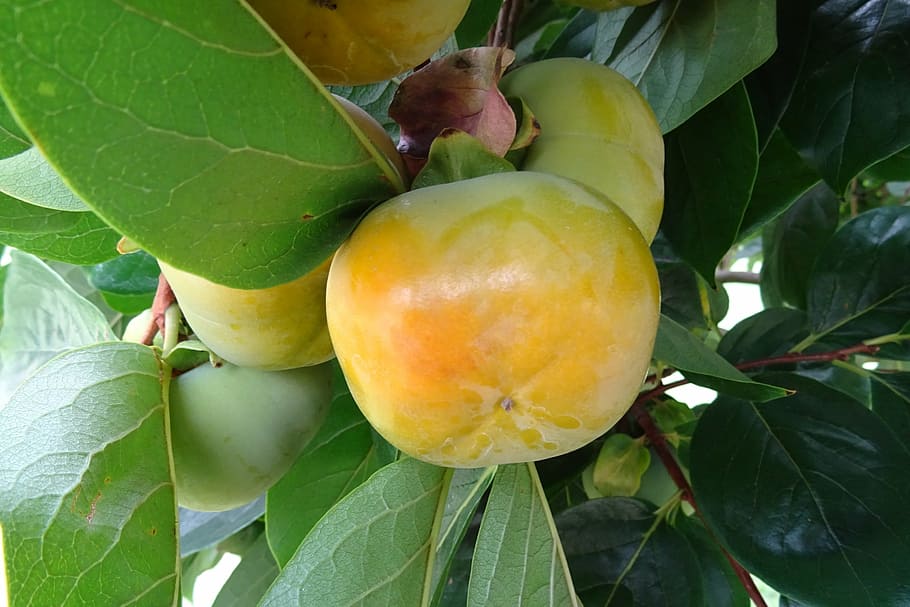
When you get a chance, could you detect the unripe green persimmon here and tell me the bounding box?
[168,361,332,511]
[326,172,660,468]
[501,58,664,243]
[247,0,471,85]
[160,96,403,370]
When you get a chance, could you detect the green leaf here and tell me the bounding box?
[652,234,728,332]
[760,182,840,309]
[260,457,449,607]
[0,342,177,607]
[654,314,789,401]
[556,497,703,606]
[675,517,749,607]
[592,434,650,498]
[716,308,810,365]
[211,532,279,607]
[429,467,496,607]
[690,374,910,606]
[0,0,404,289]
[329,82,400,140]
[864,146,910,183]
[0,96,28,158]
[266,363,396,567]
[178,497,265,558]
[806,206,910,338]
[0,191,83,233]
[0,250,115,403]
[739,129,821,238]
[869,372,910,443]
[776,0,910,192]
[541,9,596,61]
[180,547,221,603]
[455,0,503,48]
[661,82,759,283]
[467,463,579,607]
[411,131,515,190]
[0,209,120,264]
[84,250,159,314]
[592,0,776,133]
[0,147,88,211]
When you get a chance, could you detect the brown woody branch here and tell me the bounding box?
[487,0,525,49]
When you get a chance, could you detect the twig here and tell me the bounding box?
[626,340,883,607]
[487,0,524,48]
[715,270,761,285]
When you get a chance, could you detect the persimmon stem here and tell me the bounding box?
[628,340,882,607]
[144,273,176,346]
[487,0,524,48]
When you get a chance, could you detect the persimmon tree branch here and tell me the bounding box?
[487,0,524,48]
[715,270,760,284]
[628,341,882,607]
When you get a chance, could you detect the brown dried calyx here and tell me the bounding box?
[389,47,518,177]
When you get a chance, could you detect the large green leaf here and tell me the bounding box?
[691,374,910,606]
[0,147,88,211]
[0,0,404,289]
[467,463,578,607]
[430,467,496,607]
[654,315,789,401]
[84,250,160,314]
[869,372,910,444]
[0,250,115,403]
[760,182,839,309]
[266,363,396,567]
[455,0,503,48]
[676,517,750,607]
[805,206,910,338]
[739,129,821,238]
[661,82,759,283]
[0,191,83,233]
[716,308,810,365]
[556,497,703,606]
[0,342,177,607]
[0,209,120,264]
[652,234,728,333]
[591,0,776,133]
[260,458,449,606]
[776,0,910,192]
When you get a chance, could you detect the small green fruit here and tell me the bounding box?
[168,361,332,511]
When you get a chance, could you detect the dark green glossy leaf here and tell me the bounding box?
[178,497,265,558]
[760,182,840,309]
[0,95,28,158]
[870,372,910,444]
[662,82,759,283]
[676,517,750,607]
[0,209,120,264]
[806,206,910,337]
[654,315,789,401]
[430,467,496,607]
[0,250,115,402]
[556,497,703,606]
[777,0,910,192]
[0,0,404,289]
[691,374,910,606]
[212,532,279,607]
[864,146,910,183]
[411,131,515,190]
[592,0,776,133]
[652,234,728,332]
[791,365,872,410]
[455,0,503,48]
[86,250,159,295]
[541,9,596,60]
[739,129,821,238]
[0,342,177,607]
[266,362,396,567]
[260,458,448,607]
[0,147,88,211]
[468,463,579,607]
[0,191,83,233]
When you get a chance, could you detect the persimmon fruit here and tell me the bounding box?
[326,171,660,468]
[168,361,332,511]
[501,58,664,243]
[247,0,471,85]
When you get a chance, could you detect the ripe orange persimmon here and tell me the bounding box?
[326,172,660,468]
